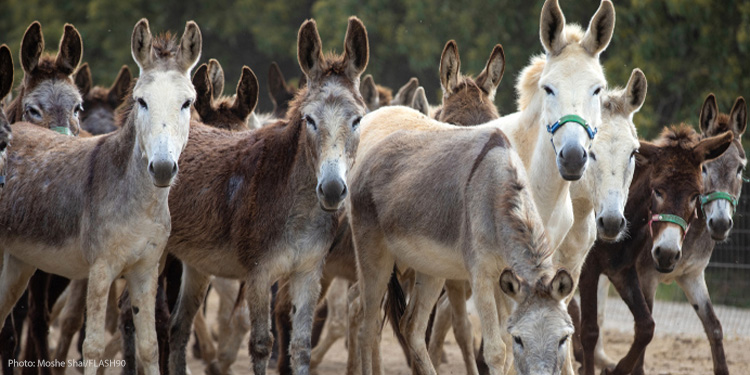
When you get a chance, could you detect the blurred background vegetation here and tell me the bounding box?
[0,0,748,144]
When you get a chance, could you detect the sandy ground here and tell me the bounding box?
[28,290,750,375]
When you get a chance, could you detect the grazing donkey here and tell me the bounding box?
[74,63,132,135]
[192,62,259,131]
[350,105,576,375]
[593,94,746,375]
[0,18,200,375]
[165,17,368,375]
[6,22,83,135]
[578,126,733,375]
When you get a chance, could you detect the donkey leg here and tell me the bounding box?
[52,279,88,375]
[400,272,443,375]
[245,276,273,375]
[192,309,216,363]
[427,292,452,367]
[287,266,325,375]
[594,275,615,369]
[678,272,728,375]
[446,281,477,375]
[82,262,116,375]
[578,265,602,375]
[470,274,505,375]
[310,279,348,369]
[209,294,250,375]
[345,283,362,375]
[118,289,137,375]
[0,254,36,334]
[124,265,161,375]
[605,268,654,375]
[632,272,658,375]
[355,248,393,375]
[273,280,293,375]
[168,264,211,375]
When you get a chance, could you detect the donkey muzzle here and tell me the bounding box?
[317,178,347,212]
[708,216,733,241]
[149,158,178,188]
[596,213,626,242]
[557,143,587,181]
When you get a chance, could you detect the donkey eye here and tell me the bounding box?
[137,98,148,110]
[737,166,744,176]
[559,336,569,348]
[74,104,83,118]
[182,100,192,110]
[352,116,362,129]
[543,85,554,96]
[25,106,42,120]
[305,115,317,130]
[513,336,524,348]
[701,165,707,174]
[653,189,663,198]
[590,151,597,161]
[593,87,602,95]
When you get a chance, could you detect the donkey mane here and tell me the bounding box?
[654,124,700,148]
[152,32,179,58]
[376,84,392,105]
[516,25,586,111]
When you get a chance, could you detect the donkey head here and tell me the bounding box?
[268,61,298,119]
[192,61,258,131]
[12,22,83,135]
[501,268,575,375]
[591,69,647,241]
[639,127,733,272]
[74,63,132,135]
[538,0,615,180]
[295,17,369,211]
[130,19,201,187]
[0,45,14,153]
[698,94,747,240]
[436,40,504,125]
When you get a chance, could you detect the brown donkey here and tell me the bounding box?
[165,17,368,375]
[578,126,733,375]
[74,63,132,135]
[6,22,83,135]
[191,61,259,131]
[0,19,200,375]
[594,94,747,375]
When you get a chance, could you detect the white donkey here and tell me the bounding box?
[0,19,199,375]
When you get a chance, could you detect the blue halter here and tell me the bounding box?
[546,114,597,139]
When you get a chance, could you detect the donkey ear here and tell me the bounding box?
[410,86,430,116]
[623,68,647,114]
[232,66,259,120]
[177,21,202,73]
[56,24,83,75]
[360,74,378,110]
[439,40,460,95]
[500,269,523,301]
[131,19,153,72]
[475,44,505,101]
[74,63,92,97]
[694,131,734,163]
[699,94,719,135]
[581,0,615,56]
[107,65,132,106]
[268,61,289,106]
[0,45,13,102]
[540,0,567,55]
[728,97,747,138]
[207,59,224,98]
[342,17,369,82]
[391,77,419,106]
[21,21,44,73]
[191,63,213,119]
[636,140,659,165]
[298,19,324,81]
[549,269,574,302]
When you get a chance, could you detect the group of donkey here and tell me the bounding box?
[0,0,745,375]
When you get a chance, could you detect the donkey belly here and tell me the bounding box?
[3,239,90,279]
[170,244,249,279]
[388,236,469,280]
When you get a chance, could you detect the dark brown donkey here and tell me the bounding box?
[267,61,301,119]
[6,21,83,135]
[191,61,259,131]
[594,94,747,375]
[165,17,368,375]
[0,45,13,178]
[74,63,132,135]
[578,125,733,375]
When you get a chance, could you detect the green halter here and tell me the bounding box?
[648,213,690,239]
[546,114,597,139]
[51,126,73,136]
[700,191,738,214]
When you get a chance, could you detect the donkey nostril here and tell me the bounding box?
[675,252,681,261]
[597,216,604,228]
[148,162,155,175]
[709,218,714,228]
[654,247,661,257]
[340,184,348,198]
[619,217,626,229]
[171,163,178,174]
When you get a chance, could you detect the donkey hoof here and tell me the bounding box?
[600,366,616,375]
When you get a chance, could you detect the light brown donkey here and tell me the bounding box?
[165,17,369,375]
[6,22,84,135]
[0,19,200,375]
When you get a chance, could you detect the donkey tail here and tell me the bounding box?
[383,265,409,356]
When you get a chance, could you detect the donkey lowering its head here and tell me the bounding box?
[6,22,84,135]
[578,125,733,375]
[165,17,368,375]
[0,19,200,375]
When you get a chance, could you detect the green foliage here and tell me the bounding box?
[0,0,748,152]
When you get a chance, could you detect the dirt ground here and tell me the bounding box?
[32,289,750,375]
